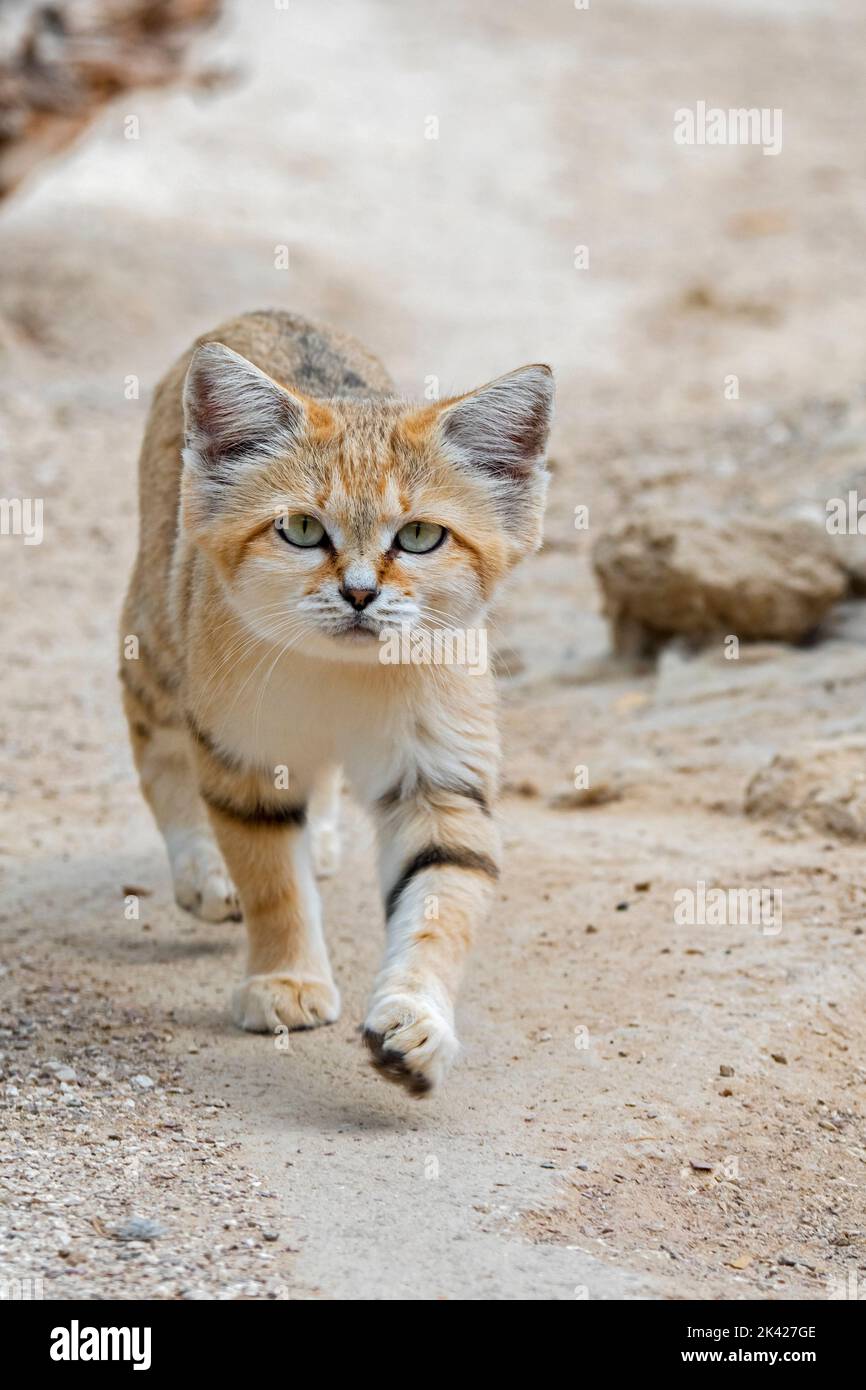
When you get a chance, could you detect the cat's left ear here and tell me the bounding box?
[435,364,555,482]
[416,365,554,553]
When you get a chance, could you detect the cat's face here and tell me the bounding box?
[181,344,554,665]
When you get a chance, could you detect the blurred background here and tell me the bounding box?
[3,0,864,410]
[2,0,865,1301]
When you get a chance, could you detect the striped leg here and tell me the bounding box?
[364,782,500,1094]
[189,734,339,1032]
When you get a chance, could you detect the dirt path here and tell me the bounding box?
[2,0,865,1300]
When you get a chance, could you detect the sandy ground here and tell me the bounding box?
[2,0,866,1300]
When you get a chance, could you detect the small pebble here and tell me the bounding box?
[114,1217,166,1242]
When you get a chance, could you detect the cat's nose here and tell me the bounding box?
[340,585,379,611]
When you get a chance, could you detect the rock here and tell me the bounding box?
[787,496,866,593]
[131,1073,154,1090]
[719,1065,735,1077]
[502,778,540,798]
[114,1216,166,1242]
[819,526,866,593]
[745,738,866,839]
[548,780,622,809]
[592,511,847,655]
[0,1,223,201]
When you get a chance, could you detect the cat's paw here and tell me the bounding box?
[170,833,241,922]
[362,992,459,1096]
[311,819,341,879]
[232,973,340,1032]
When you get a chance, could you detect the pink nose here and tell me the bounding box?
[340,586,379,611]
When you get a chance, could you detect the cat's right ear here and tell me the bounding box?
[182,342,308,482]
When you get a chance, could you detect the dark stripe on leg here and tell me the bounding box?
[202,789,307,828]
[385,845,499,919]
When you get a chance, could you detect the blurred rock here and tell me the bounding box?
[784,499,866,594]
[548,780,623,810]
[593,511,847,655]
[745,738,866,839]
[0,0,221,200]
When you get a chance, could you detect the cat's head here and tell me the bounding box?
[181,342,554,664]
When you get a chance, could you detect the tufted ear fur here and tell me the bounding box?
[437,364,554,480]
[182,342,308,482]
[425,364,555,550]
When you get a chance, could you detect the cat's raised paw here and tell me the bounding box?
[232,973,340,1033]
[170,833,241,922]
[362,993,459,1096]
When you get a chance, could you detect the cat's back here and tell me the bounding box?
[192,309,395,402]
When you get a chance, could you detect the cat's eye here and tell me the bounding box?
[395,521,445,554]
[275,513,326,548]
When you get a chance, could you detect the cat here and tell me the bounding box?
[120,310,553,1094]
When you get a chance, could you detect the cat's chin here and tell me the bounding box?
[298,626,388,666]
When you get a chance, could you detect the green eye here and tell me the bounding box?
[396,521,445,554]
[276,513,326,548]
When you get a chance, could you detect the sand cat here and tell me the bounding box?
[120,310,553,1094]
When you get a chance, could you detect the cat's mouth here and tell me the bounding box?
[336,615,380,639]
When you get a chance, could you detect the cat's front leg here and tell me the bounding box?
[364,782,500,1094]
[191,738,339,1032]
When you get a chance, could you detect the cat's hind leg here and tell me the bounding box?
[120,672,240,923]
